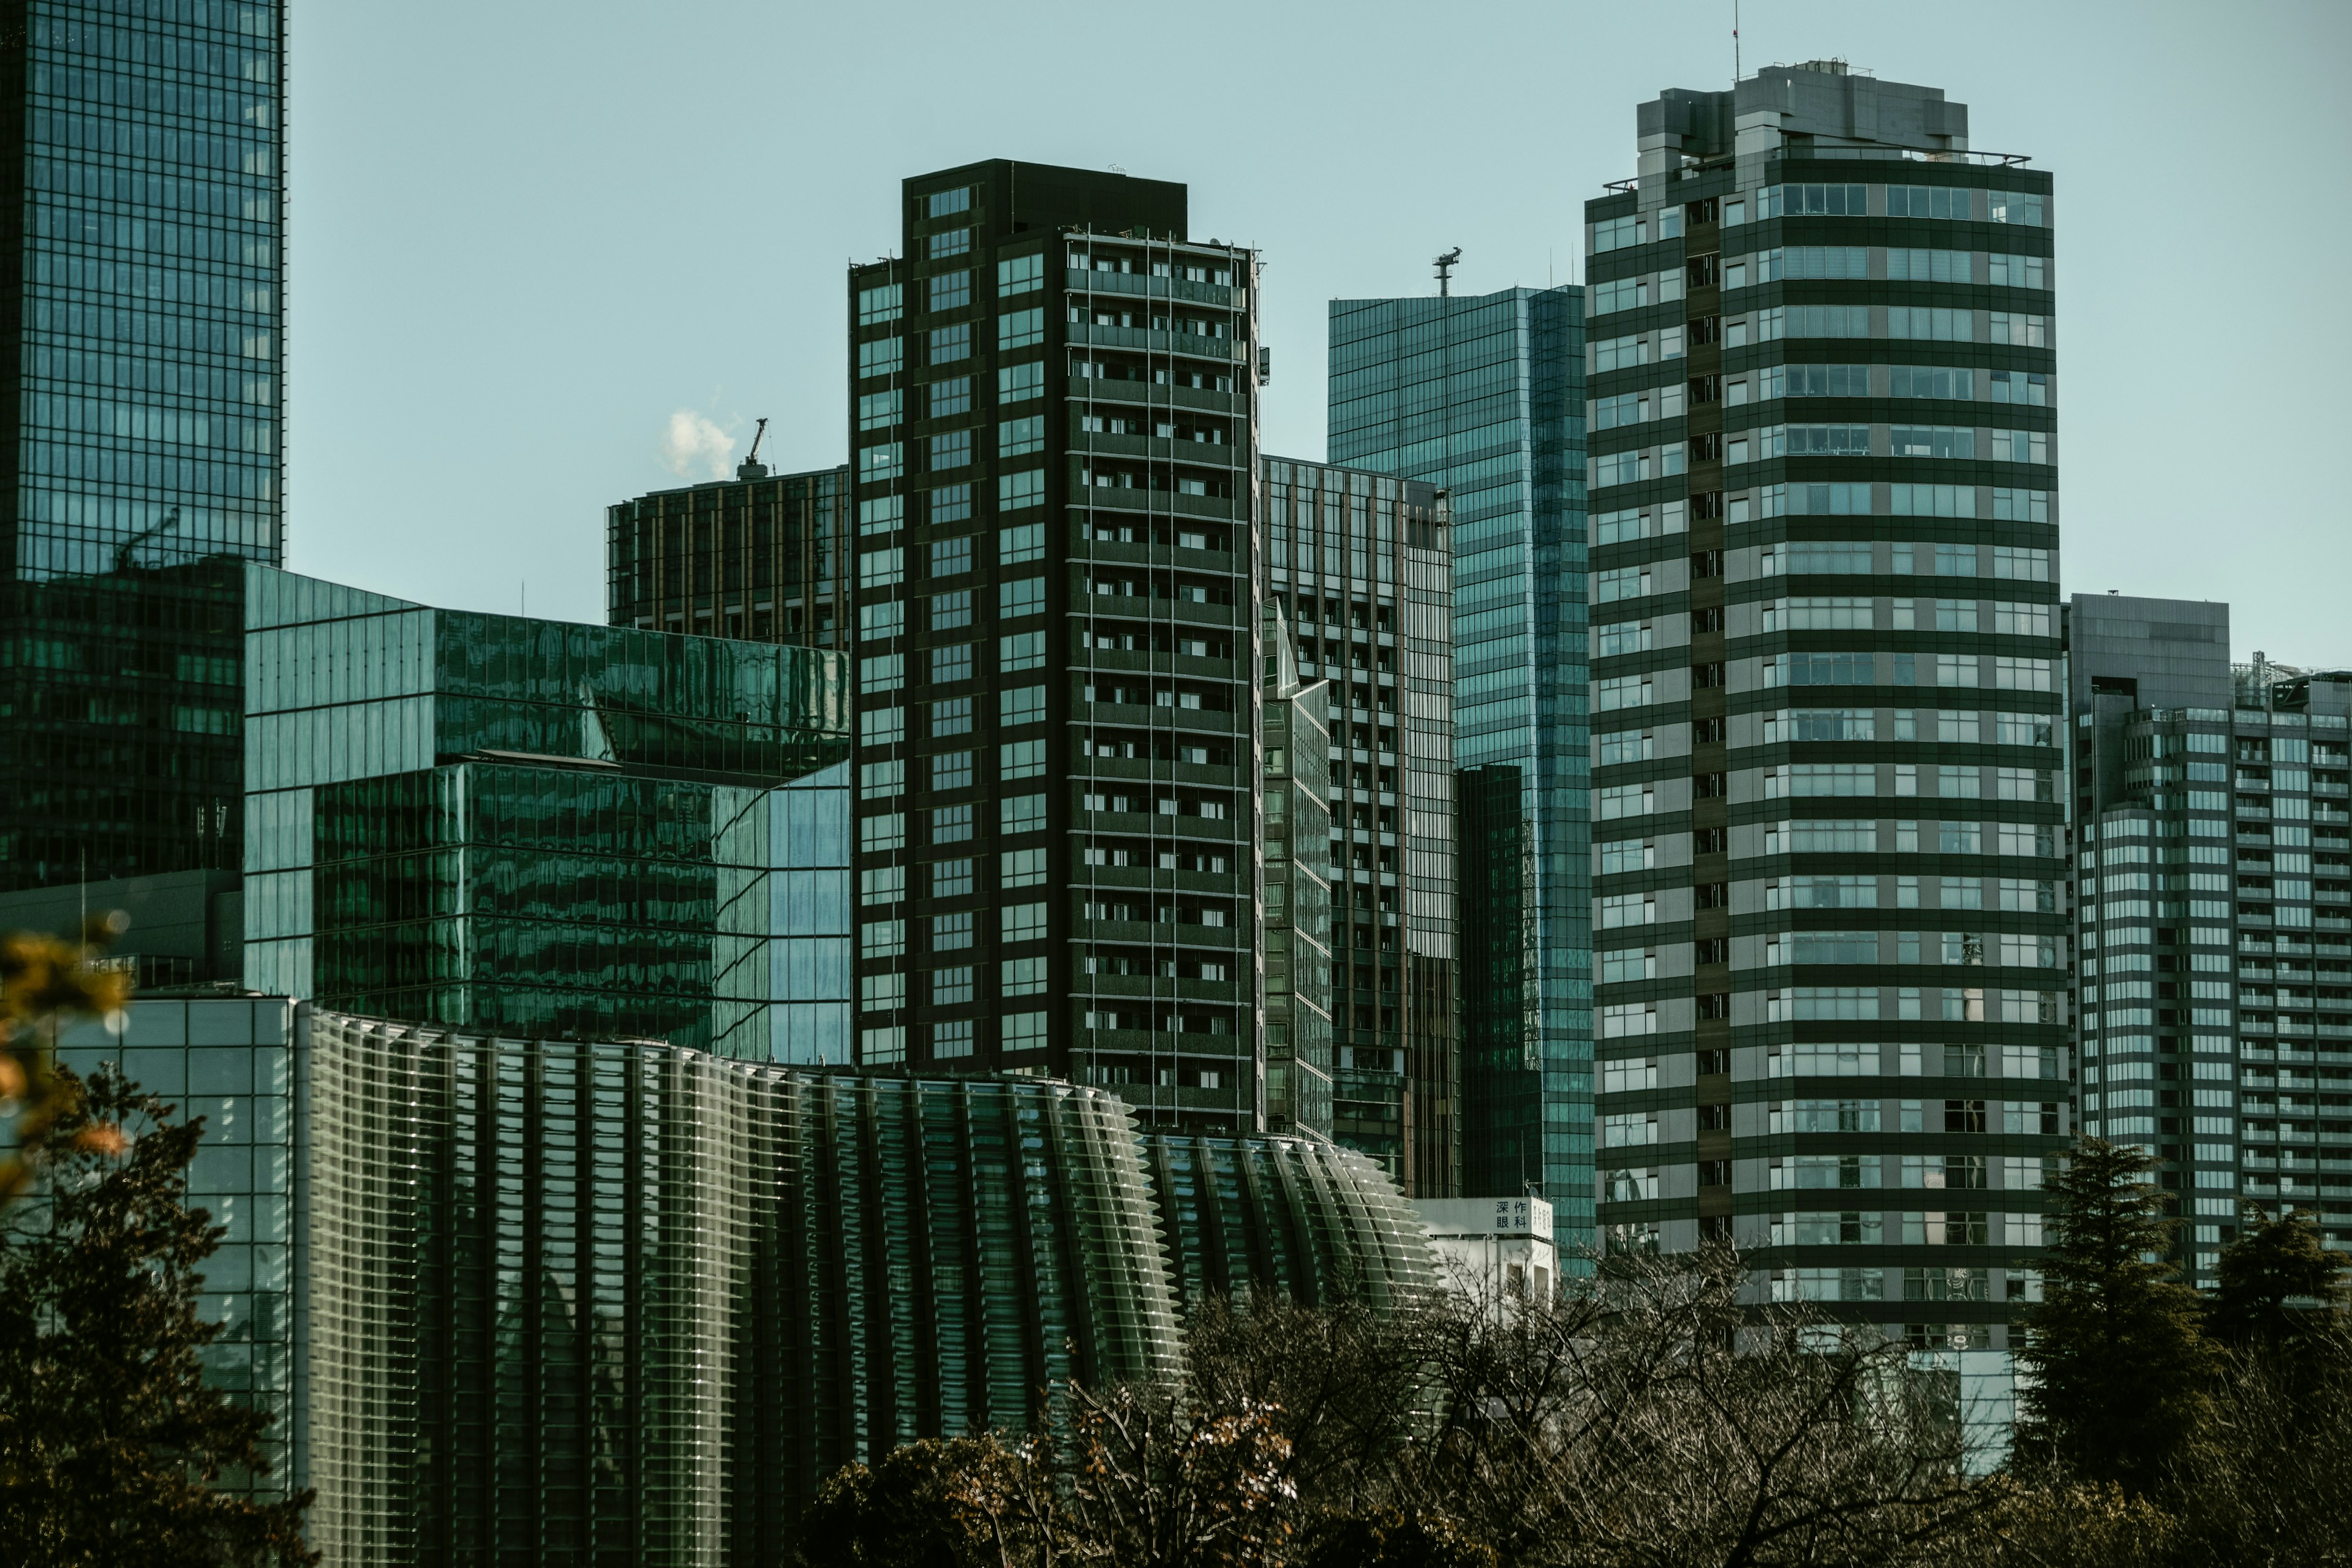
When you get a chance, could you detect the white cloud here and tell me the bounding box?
[658,409,735,479]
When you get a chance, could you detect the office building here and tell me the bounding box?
[1,2,285,894]
[606,458,853,646]
[1262,456,1460,1193]
[1585,62,2068,1350]
[51,998,1438,1557]
[846,161,1262,1131]
[239,567,854,1058]
[1417,1194,1558,1302]
[1327,285,1587,1221]
[1261,603,1336,1137]
[2068,595,2352,1281]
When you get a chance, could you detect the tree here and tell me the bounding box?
[2208,1202,2350,1352]
[2013,1137,2215,1497]
[1,921,132,1205]
[0,1063,316,1566]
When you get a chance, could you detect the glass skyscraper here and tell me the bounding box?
[1327,287,1589,1229]
[0,1,285,890]
[240,567,854,1058]
[1585,62,2067,1358]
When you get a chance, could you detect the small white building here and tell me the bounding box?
[1416,1196,1557,1302]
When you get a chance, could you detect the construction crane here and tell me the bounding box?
[737,417,771,480]
[113,507,180,572]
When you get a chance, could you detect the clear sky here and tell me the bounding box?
[286,0,2350,665]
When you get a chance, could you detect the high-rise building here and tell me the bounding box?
[1327,286,1587,1221]
[1585,62,2067,1352]
[606,458,853,647]
[239,567,853,1058]
[1261,456,1459,1193]
[0,2,285,892]
[1261,601,1336,1138]
[2067,594,2352,1280]
[846,161,1262,1131]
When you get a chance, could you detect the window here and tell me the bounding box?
[999,361,1043,402]
[1890,483,1973,519]
[1001,685,1046,726]
[929,644,972,685]
[1003,959,1047,1000]
[931,590,972,630]
[999,309,1044,350]
[1766,540,1873,575]
[1988,190,2045,226]
[1000,630,1044,672]
[1989,312,2049,347]
[929,430,971,470]
[859,601,903,641]
[933,912,976,951]
[1890,426,1974,459]
[930,536,973,578]
[928,227,970,259]
[1779,424,1871,456]
[857,337,903,380]
[1002,848,1046,889]
[932,698,974,737]
[1758,246,1866,280]
[1001,793,1046,834]
[858,388,901,430]
[1890,365,1969,399]
[932,803,973,844]
[861,494,904,535]
[923,324,970,364]
[930,858,974,898]
[1991,489,2051,524]
[860,759,905,799]
[1886,248,1972,282]
[1001,577,1046,618]
[1780,304,1871,338]
[858,282,903,325]
[1593,214,1645,252]
[931,967,974,1006]
[1594,392,1643,429]
[1989,253,2048,290]
[860,866,905,907]
[926,186,971,218]
[1781,364,1869,398]
[930,1020,974,1059]
[928,377,971,418]
[1765,597,1872,631]
[1000,470,1045,511]
[1000,521,1044,563]
[1000,415,1044,457]
[858,546,903,588]
[1989,371,2049,405]
[859,652,903,694]
[858,442,902,483]
[1003,902,1047,943]
[927,271,971,312]
[861,973,905,1012]
[1776,876,1877,911]
[1991,429,2050,464]
[1001,739,1045,779]
[1890,307,1971,341]
[1002,1008,1048,1048]
[861,919,906,959]
[1591,274,1648,314]
[1887,185,1968,220]
[931,752,973,790]
[1761,183,1867,217]
[998,253,1044,296]
[1593,334,1645,372]
[859,812,905,853]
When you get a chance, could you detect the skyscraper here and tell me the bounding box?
[2068,595,2352,1281]
[1261,455,1459,1193]
[846,161,1263,1132]
[1586,63,2067,1351]
[606,457,853,647]
[0,2,285,891]
[1327,287,1587,1223]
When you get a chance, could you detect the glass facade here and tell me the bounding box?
[848,162,1265,1133]
[1261,602,1335,1137]
[1587,63,2067,1354]
[51,997,298,1500]
[607,462,852,647]
[2069,598,2352,1283]
[1261,458,1459,1194]
[1,1,284,890]
[240,567,854,1058]
[1327,287,1588,1224]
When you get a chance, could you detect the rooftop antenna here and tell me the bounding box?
[1434,247,1461,297]
[737,417,771,480]
[1733,0,1741,83]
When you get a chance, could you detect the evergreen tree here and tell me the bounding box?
[2209,1202,2350,1351]
[0,1064,315,1566]
[2013,1137,2215,1498]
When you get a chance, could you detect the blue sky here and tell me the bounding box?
[287,0,2350,664]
